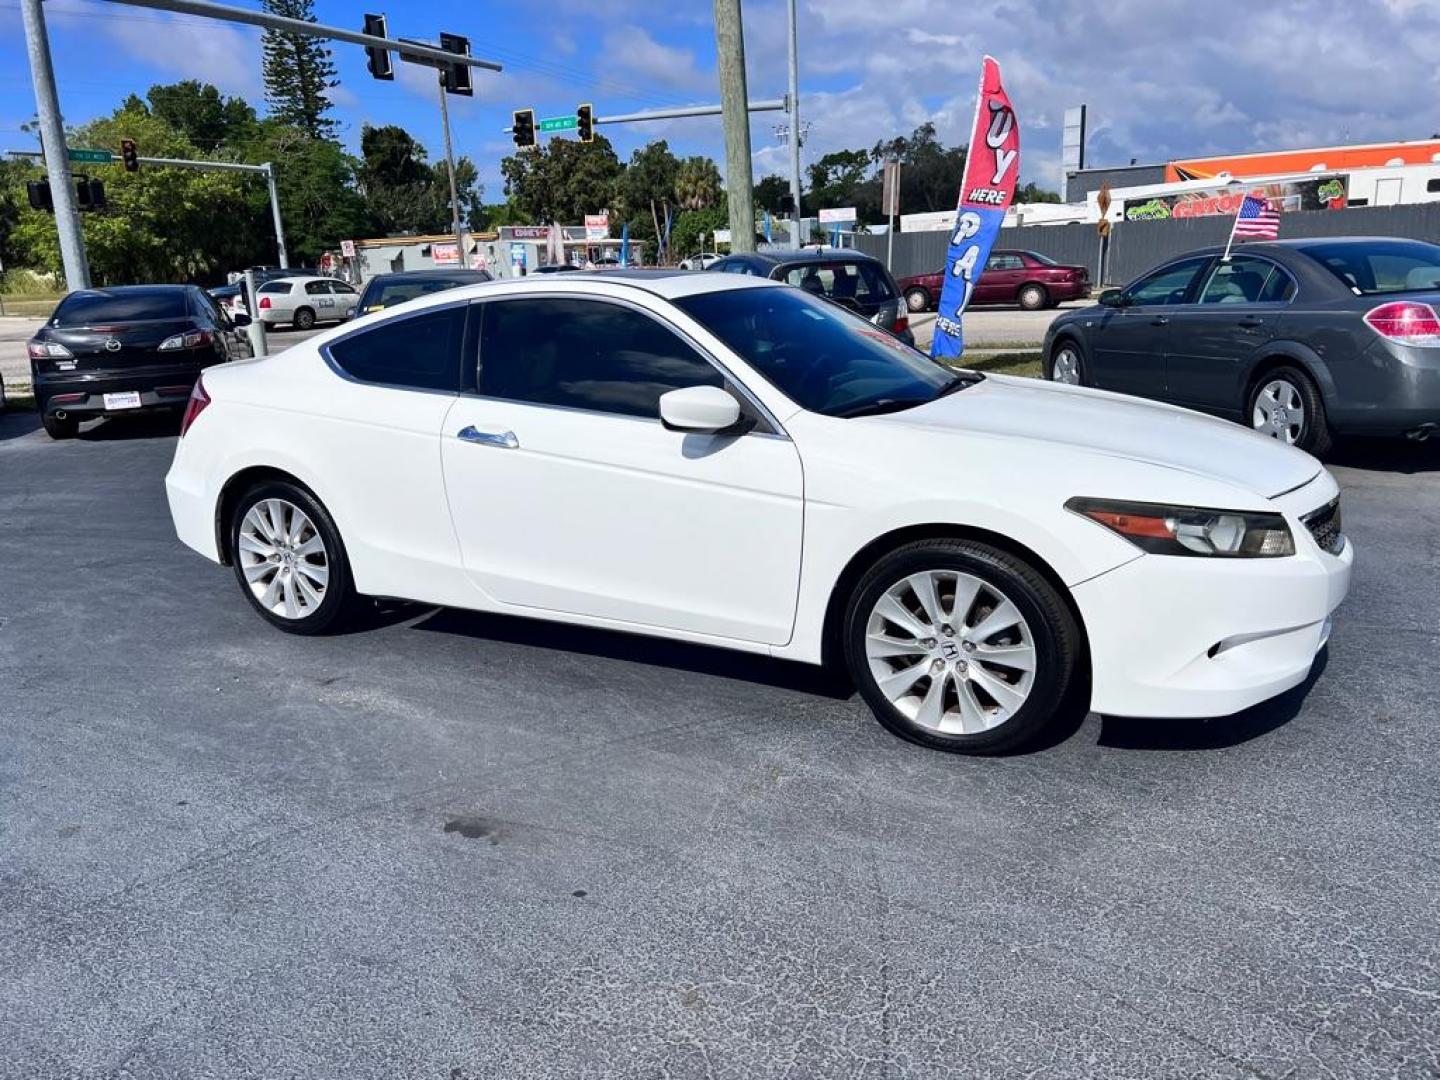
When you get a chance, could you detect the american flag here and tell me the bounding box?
[1232,194,1281,240]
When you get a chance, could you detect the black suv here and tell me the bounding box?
[28,285,251,439]
[707,250,914,345]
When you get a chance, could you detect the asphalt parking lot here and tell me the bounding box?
[2,408,1438,1078]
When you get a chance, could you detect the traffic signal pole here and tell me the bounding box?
[436,74,466,268]
[19,0,90,290]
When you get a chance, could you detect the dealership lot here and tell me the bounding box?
[1,413,1438,1077]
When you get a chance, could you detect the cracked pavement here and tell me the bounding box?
[1,411,1438,1079]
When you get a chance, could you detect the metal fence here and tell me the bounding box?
[853,202,1440,286]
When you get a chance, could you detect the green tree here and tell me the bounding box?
[670,200,728,260]
[1016,182,1061,203]
[805,149,880,223]
[753,173,789,214]
[614,140,679,260]
[674,155,722,210]
[870,123,968,214]
[501,134,622,224]
[260,0,338,139]
[146,80,257,151]
[246,122,371,264]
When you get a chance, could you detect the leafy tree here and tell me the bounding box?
[146,80,257,151]
[870,123,968,214]
[1016,182,1061,204]
[753,173,789,214]
[674,155,722,210]
[501,134,623,225]
[670,201,729,259]
[614,140,679,260]
[260,0,338,139]
[805,149,880,223]
[246,122,370,264]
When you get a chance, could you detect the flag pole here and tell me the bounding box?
[1221,198,1241,264]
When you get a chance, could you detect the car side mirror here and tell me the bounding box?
[232,312,252,327]
[1098,288,1125,308]
[659,385,744,434]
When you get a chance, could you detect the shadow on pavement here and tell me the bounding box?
[1327,436,1440,474]
[0,408,40,442]
[76,413,182,442]
[410,605,855,699]
[1096,647,1328,751]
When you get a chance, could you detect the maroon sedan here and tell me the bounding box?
[899,249,1090,313]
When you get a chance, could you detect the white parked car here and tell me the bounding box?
[678,252,722,270]
[166,272,1352,754]
[236,275,359,330]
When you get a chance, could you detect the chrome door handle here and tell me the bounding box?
[1150,315,1170,326]
[457,425,519,449]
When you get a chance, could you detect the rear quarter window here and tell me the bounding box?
[326,305,466,392]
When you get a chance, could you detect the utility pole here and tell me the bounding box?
[19,0,89,291]
[714,0,756,253]
[786,0,803,249]
[436,73,466,266]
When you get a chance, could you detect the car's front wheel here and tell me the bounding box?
[229,480,355,634]
[1046,339,1087,386]
[843,539,1082,754]
[1248,366,1331,457]
[905,286,931,313]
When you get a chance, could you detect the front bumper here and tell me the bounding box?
[1073,484,1352,719]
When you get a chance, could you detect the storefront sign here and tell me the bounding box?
[432,242,460,265]
[1122,176,1348,222]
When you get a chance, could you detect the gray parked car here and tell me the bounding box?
[1044,237,1440,455]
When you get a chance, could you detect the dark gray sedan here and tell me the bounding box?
[1043,237,1440,455]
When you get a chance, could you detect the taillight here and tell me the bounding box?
[892,314,910,334]
[27,340,73,360]
[158,329,213,351]
[1364,301,1440,346]
[179,376,210,437]
[258,296,272,310]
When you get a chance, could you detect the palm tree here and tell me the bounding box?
[674,156,722,210]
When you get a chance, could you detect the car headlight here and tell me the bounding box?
[1066,497,1295,557]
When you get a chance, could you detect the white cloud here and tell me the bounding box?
[599,26,713,94]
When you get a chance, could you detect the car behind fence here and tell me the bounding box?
[853,202,1440,286]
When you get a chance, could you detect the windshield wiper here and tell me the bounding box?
[833,397,932,419]
[935,371,984,398]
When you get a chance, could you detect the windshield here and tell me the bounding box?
[674,286,966,417]
[51,290,187,325]
[1305,240,1440,295]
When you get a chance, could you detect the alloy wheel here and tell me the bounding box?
[1051,347,1081,384]
[237,498,330,620]
[864,570,1037,735]
[1253,378,1305,444]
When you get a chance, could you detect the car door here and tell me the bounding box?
[305,279,338,319]
[975,252,1024,304]
[1163,255,1295,416]
[327,280,360,319]
[1088,256,1211,398]
[441,293,805,645]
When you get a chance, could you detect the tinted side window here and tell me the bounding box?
[1126,258,1209,306]
[722,261,756,275]
[328,305,465,391]
[480,297,722,419]
[986,254,1024,271]
[306,281,330,295]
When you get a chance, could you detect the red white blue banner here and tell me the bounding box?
[931,56,1019,360]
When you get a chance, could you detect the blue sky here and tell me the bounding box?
[3,0,1439,204]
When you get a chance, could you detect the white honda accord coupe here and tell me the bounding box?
[166,271,1352,754]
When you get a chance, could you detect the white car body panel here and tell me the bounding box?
[166,274,1352,720]
[236,276,359,326]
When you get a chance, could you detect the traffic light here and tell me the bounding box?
[363,13,393,80]
[576,103,594,144]
[438,31,472,96]
[120,138,139,172]
[26,180,53,212]
[75,177,105,210]
[512,108,535,149]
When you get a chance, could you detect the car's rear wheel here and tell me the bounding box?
[292,307,316,331]
[905,286,931,313]
[843,539,1081,754]
[41,411,79,440]
[1248,366,1331,457]
[1045,339,1087,386]
[1018,284,1049,311]
[229,480,355,635]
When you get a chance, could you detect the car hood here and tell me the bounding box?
[869,375,1320,500]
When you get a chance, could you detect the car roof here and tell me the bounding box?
[365,268,784,309]
[65,285,192,298]
[369,268,489,282]
[717,249,884,267]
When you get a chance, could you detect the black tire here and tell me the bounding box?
[843,539,1082,755]
[1045,338,1088,386]
[292,307,316,331]
[1018,284,1048,311]
[905,286,931,313]
[1247,365,1331,457]
[228,479,356,635]
[41,411,79,440]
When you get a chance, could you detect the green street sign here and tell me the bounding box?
[538,115,577,133]
[69,148,114,164]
